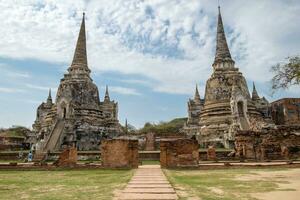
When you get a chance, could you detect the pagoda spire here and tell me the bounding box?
[213,6,235,69]
[46,88,52,105]
[194,84,201,103]
[104,85,110,102]
[252,82,260,101]
[68,12,91,76]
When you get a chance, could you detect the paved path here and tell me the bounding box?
[116,165,178,200]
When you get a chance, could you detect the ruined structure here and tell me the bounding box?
[183,7,275,148]
[144,132,155,151]
[160,139,199,168]
[183,85,204,136]
[33,13,121,152]
[198,7,263,148]
[271,98,300,125]
[251,82,270,118]
[207,146,217,161]
[235,126,300,160]
[54,146,78,167]
[101,139,139,168]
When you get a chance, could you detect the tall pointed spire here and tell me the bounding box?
[194,84,201,103]
[213,6,235,69]
[68,12,91,76]
[46,88,52,105]
[252,82,260,101]
[104,85,110,102]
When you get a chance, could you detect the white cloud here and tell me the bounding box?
[0,0,299,97]
[0,87,26,93]
[103,86,141,96]
[119,79,153,87]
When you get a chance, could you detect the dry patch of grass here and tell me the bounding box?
[165,168,297,200]
[0,169,133,200]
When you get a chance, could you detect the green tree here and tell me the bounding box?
[271,55,300,91]
[139,118,187,135]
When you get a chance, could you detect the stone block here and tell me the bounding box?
[101,139,139,168]
[207,146,217,161]
[145,132,155,151]
[160,139,199,168]
[55,147,77,167]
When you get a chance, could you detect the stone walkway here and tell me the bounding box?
[116,165,178,200]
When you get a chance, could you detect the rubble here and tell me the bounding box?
[54,146,77,167]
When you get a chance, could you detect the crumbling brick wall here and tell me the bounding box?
[235,125,300,160]
[271,98,300,125]
[101,139,139,168]
[160,139,199,168]
[54,146,77,167]
[207,146,217,161]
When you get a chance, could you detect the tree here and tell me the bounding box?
[271,56,300,91]
[139,118,187,135]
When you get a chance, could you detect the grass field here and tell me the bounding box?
[0,169,133,200]
[141,160,160,165]
[165,168,298,200]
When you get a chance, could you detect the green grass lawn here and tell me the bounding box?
[141,160,160,165]
[165,168,292,200]
[0,169,133,200]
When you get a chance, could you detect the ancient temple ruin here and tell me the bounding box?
[251,82,270,118]
[184,7,271,148]
[183,85,204,136]
[271,98,300,125]
[33,13,121,152]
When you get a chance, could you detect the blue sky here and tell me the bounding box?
[0,0,299,129]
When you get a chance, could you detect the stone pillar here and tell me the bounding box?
[160,141,168,168]
[281,146,289,160]
[101,139,139,168]
[145,132,155,151]
[207,146,217,161]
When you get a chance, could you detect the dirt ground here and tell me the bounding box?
[238,168,300,200]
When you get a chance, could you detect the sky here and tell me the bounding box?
[0,0,299,129]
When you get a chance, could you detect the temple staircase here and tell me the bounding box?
[43,119,65,152]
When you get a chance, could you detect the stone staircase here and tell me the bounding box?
[43,119,65,152]
[116,165,178,200]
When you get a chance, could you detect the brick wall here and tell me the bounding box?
[101,139,139,168]
[55,147,77,167]
[235,126,300,160]
[160,139,199,168]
